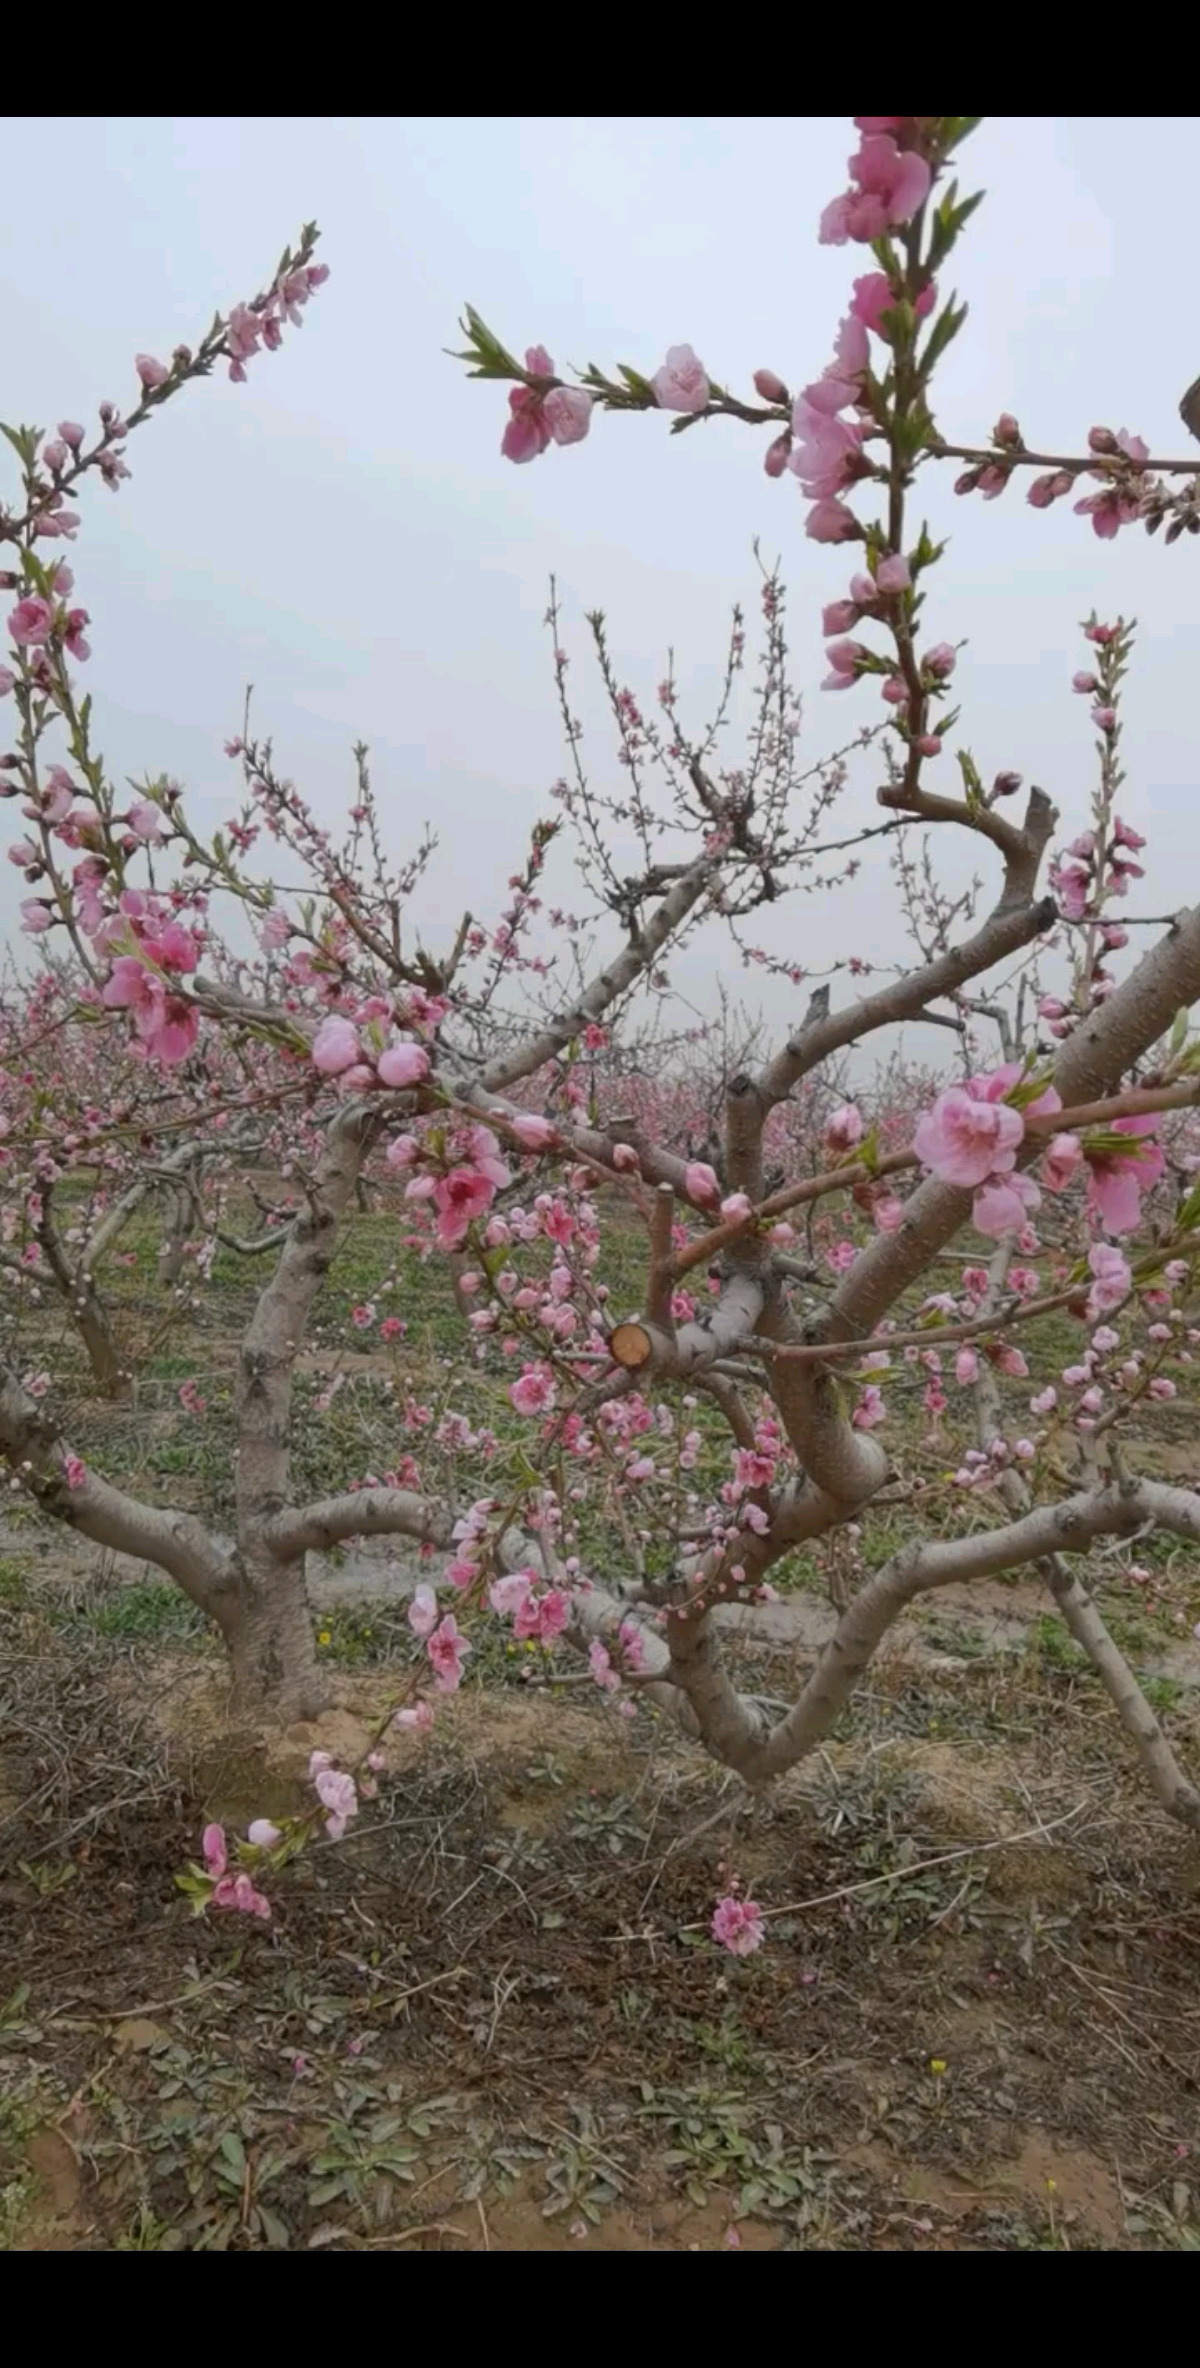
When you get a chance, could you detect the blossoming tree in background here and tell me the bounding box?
[4,121,1200,1937]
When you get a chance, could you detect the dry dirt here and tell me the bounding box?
[3,1554,1199,2253]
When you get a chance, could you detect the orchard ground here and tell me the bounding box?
[1,1186,1199,2252]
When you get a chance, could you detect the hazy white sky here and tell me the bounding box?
[2,116,1197,1053]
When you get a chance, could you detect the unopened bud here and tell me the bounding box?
[763,431,792,479]
[1088,425,1119,454]
[992,412,1021,448]
[954,468,982,495]
[753,367,788,404]
[991,770,1022,798]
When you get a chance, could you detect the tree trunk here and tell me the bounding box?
[157,1185,192,1289]
[220,1550,328,1722]
[77,1288,133,1403]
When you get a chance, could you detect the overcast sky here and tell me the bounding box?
[2,116,1197,1058]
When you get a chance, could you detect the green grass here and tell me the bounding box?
[79,1581,206,1641]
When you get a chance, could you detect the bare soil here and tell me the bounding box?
[2,1554,1198,2253]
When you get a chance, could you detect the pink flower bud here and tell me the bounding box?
[753,368,788,403]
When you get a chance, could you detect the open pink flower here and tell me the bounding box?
[427,1613,471,1693]
[510,1363,556,1416]
[972,1170,1040,1239]
[914,1085,1025,1188]
[314,1767,358,1832]
[514,1588,569,1643]
[652,345,709,412]
[489,1572,534,1618]
[1085,1117,1164,1236]
[820,134,931,246]
[211,1871,271,1920]
[502,384,553,464]
[101,959,197,1065]
[851,271,936,336]
[407,1582,439,1637]
[394,1700,435,1733]
[1041,1133,1082,1193]
[1086,1242,1132,1320]
[711,1895,765,1956]
[543,386,593,445]
[790,405,867,500]
[852,1384,886,1429]
[588,1638,620,1693]
[433,1164,502,1247]
[825,1103,864,1155]
[8,596,54,646]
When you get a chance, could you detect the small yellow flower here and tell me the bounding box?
[317,1629,332,1647]
[929,2058,947,2076]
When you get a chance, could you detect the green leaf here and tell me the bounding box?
[1005,1063,1057,1112]
[956,748,984,814]
[617,364,658,404]
[919,296,969,381]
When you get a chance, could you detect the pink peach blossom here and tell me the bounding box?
[427,1613,471,1693]
[825,1103,864,1154]
[914,1086,1025,1189]
[510,1112,557,1151]
[8,596,53,646]
[376,1039,429,1089]
[652,345,709,413]
[502,385,552,464]
[543,386,593,445]
[805,498,859,543]
[820,135,932,246]
[684,1161,721,1206]
[1086,1242,1132,1320]
[1086,1117,1164,1236]
[1041,1133,1081,1193]
[433,1165,503,1247]
[407,1583,439,1637]
[212,1871,271,1920]
[711,1895,765,1956]
[394,1700,435,1733]
[311,1015,360,1073]
[510,1364,556,1415]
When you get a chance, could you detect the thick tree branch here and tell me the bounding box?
[0,1360,235,1617]
[265,1488,455,1561]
